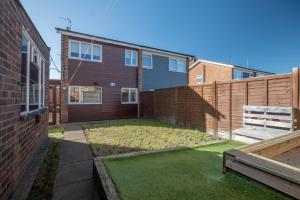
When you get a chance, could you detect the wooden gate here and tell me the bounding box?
[49,79,61,125]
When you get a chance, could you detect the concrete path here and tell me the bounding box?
[53,123,100,200]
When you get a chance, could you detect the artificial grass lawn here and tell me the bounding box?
[82,119,217,157]
[27,125,64,200]
[104,141,288,200]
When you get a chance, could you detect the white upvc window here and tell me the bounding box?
[21,29,46,115]
[69,40,102,62]
[70,41,80,58]
[196,74,204,84]
[81,42,91,60]
[68,86,102,104]
[169,57,186,73]
[233,69,254,80]
[142,53,153,69]
[125,49,138,66]
[121,88,138,104]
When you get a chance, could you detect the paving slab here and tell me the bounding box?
[53,180,99,200]
[55,160,93,187]
[53,123,100,200]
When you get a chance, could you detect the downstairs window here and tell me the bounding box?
[121,88,138,104]
[68,86,102,104]
[21,29,46,114]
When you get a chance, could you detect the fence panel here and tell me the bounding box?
[141,69,299,134]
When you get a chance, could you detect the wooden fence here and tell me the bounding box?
[49,80,61,125]
[141,68,300,135]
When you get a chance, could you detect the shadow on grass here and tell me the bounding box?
[81,118,208,132]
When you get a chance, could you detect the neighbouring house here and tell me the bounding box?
[0,0,50,199]
[56,28,195,123]
[189,59,273,85]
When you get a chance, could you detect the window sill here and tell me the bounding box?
[20,108,47,120]
[125,64,138,67]
[68,103,103,105]
[69,57,102,63]
[121,102,138,105]
[168,70,186,73]
[142,66,153,69]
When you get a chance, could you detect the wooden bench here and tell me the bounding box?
[233,105,294,141]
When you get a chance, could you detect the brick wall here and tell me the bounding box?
[59,34,139,123]
[0,1,50,199]
[189,62,233,85]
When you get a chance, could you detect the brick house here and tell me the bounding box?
[56,28,195,123]
[0,0,50,199]
[189,59,272,85]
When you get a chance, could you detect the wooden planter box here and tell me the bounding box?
[224,132,300,199]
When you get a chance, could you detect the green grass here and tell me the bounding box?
[27,125,64,200]
[104,141,288,200]
[82,119,217,157]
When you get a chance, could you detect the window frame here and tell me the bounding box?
[233,69,254,80]
[196,74,204,84]
[121,88,138,104]
[168,57,186,73]
[125,49,138,67]
[68,40,102,62]
[21,28,46,115]
[68,86,103,105]
[142,52,153,69]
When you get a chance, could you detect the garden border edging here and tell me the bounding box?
[93,140,224,200]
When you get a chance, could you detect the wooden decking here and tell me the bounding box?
[273,147,300,168]
[223,132,300,199]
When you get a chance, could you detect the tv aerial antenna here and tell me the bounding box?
[58,17,72,30]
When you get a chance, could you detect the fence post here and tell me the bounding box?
[175,86,178,125]
[212,81,218,136]
[153,90,156,119]
[292,67,299,108]
[265,78,269,106]
[229,82,232,140]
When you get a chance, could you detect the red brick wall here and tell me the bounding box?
[189,62,233,85]
[0,1,50,199]
[60,35,138,122]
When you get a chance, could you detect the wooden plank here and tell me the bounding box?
[240,132,300,153]
[244,105,293,114]
[244,118,265,125]
[265,121,292,128]
[243,113,292,121]
[265,106,293,114]
[224,154,300,199]
[244,105,266,112]
[230,149,300,183]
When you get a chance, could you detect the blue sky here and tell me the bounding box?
[21,0,300,79]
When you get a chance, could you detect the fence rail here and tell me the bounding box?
[141,68,300,135]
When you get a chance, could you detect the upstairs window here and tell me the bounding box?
[121,88,138,104]
[169,58,186,73]
[125,49,138,66]
[81,43,91,60]
[196,74,203,84]
[93,45,102,61]
[70,41,79,58]
[69,40,102,62]
[32,46,38,65]
[233,70,254,80]
[142,53,152,69]
[169,58,177,71]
